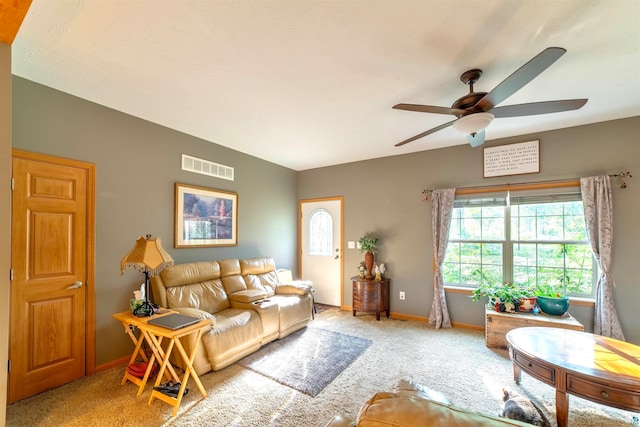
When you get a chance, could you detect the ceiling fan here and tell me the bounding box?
[393,47,588,148]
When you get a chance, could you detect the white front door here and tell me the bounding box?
[300,198,343,307]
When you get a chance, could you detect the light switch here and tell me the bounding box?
[347,241,355,249]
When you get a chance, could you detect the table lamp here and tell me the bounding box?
[120,234,174,317]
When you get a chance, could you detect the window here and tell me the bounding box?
[443,188,595,297]
[444,196,506,287]
[308,209,333,256]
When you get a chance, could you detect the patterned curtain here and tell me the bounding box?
[580,176,625,340]
[428,188,455,329]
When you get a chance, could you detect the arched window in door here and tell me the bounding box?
[308,209,333,256]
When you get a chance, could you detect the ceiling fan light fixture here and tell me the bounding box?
[453,112,494,135]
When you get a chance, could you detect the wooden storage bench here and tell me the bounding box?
[485,306,584,349]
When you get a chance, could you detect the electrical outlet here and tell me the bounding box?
[399,291,405,300]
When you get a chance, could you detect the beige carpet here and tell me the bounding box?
[6,308,638,427]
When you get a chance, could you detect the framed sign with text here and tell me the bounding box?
[483,140,540,178]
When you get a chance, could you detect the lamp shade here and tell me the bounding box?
[453,112,494,135]
[120,234,174,276]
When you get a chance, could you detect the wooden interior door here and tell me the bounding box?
[9,150,95,403]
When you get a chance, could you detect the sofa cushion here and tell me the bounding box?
[202,308,263,370]
[219,258,241,276]
[270,294,313,338]
[222,274,247,294]
[166,280,230,314]
[243,272,278,296]
[159,261,220,287]
[154,261,226,310]
[218,258,247,294]
[240,257,277,275]
[241,257,279,295]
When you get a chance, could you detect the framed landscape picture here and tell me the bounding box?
[174,183,238,248]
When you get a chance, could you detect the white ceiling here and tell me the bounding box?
[11,0,640,171]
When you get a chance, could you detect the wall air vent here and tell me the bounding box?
[181,154,234,181]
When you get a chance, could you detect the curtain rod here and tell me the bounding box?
[422,171,633,198]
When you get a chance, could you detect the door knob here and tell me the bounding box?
[67,281,83,289]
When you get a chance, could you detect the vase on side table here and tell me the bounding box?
[364,251,374,279]
[358,235,379,280]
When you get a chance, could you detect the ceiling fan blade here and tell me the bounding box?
[394,120,456,147]
[474,47,567,111]
[393,103,464,116]
[490,99,588,118]
[467,131,485,147]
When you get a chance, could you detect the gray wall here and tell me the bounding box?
[11,75,640,370]
[299,117,640,345]
[11,77,299,365]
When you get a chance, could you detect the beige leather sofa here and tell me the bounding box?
[151,257,313,375]
[325,379,531,427]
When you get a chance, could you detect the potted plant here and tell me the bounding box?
[519,294,538,312]
[471,283,533,313]
[358,235,379,279]
[533,284,570,316]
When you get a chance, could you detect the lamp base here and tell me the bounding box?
[133,301,159,317]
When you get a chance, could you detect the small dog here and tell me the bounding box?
[498,388,551,427]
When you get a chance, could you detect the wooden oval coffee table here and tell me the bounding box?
[506,327,640,427]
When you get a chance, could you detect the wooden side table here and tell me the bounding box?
[113,310,176,395]
[351,276,390,321]
[142,318,212,416]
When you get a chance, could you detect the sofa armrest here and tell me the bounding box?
[172,307,217,327]
[229,289,268,304]
[357,391,532,427]
[391,379,451,404]
[276,280,313,296]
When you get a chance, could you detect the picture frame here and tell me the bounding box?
[174,183,238,248]
[483,140,540,178]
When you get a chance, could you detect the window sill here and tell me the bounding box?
[444,285,474,295]
[443,285,595,307]
[566,297,595,307]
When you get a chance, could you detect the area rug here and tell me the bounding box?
[237,326,372,396]
[314,303,336,315]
